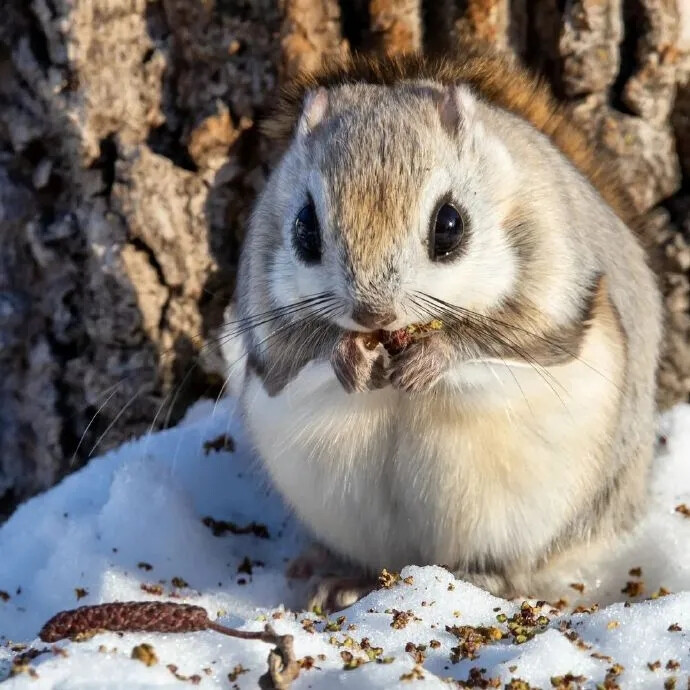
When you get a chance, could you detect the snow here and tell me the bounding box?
[1,397,689,689]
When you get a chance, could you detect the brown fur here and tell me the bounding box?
[262,48,635,228]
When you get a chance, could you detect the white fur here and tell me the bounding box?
[411,122,520,313]
[242,314,622,575]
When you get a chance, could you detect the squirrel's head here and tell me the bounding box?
[252,81,524,332]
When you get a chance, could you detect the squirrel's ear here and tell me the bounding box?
[437,85,476,136]
[297,87,329,139]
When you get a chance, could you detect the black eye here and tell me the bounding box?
[293,200,321,264]
[431,202,466,261]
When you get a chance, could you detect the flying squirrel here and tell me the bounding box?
[229,47,663,610]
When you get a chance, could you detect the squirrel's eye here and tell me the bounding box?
[431,202,465,261]
[293,200,321,264]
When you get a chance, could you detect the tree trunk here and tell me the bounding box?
[1,0,689,517]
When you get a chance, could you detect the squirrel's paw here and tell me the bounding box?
[306,575,375,613]
[389,336,451,393]
[331,332,387,393]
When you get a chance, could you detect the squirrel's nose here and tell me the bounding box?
[351,305,396,329]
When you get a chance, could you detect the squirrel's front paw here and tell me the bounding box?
[389,336,451,393]
[331,333,387,393]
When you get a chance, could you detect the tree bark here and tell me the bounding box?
[1,0,689,517]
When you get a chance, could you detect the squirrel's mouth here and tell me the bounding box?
[355,319,444,356]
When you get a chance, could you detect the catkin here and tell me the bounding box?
[38,601,300,689]
[39,602,210,642]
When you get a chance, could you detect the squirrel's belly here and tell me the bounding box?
[242,357,616,573]
[242,359,411,568]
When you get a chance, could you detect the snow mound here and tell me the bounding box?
[1,399,689,689]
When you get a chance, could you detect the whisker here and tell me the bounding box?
[416,290,617,388]
[87,385,146,458]
[70,380,128,467]
[221,293,333,328]
[207,294,336,349]
[212,300,342,417]
[209,299,337,420]
[211,304,342,470]
[412,292,569,408]
[156,294,337,432]
[407,295,537,420]
[214,302,344,458]
[83,293,337,462]
[414,292,569,385]
[252,303,342,383]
